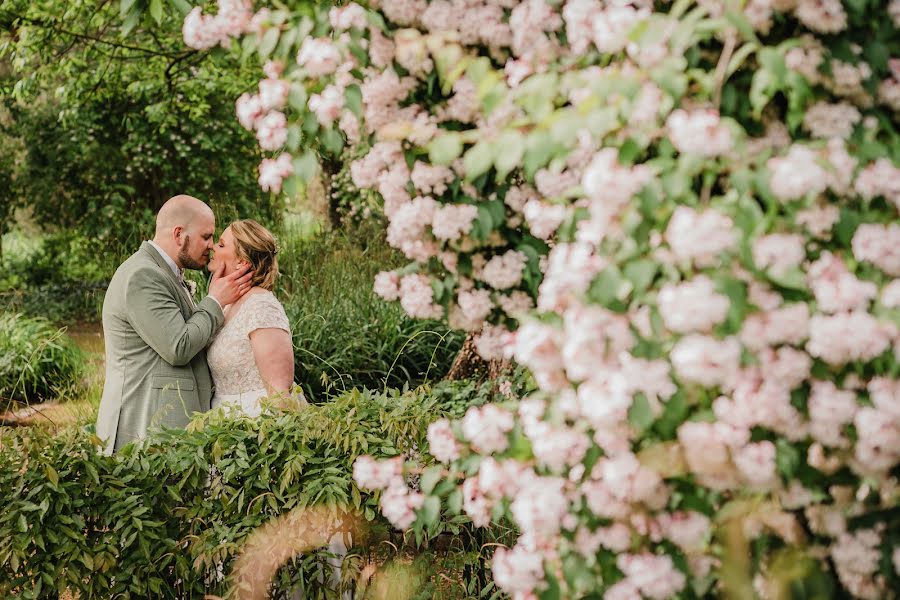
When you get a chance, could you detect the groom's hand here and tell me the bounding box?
[208,263,253,307]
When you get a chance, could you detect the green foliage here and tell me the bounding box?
[0,0,281,246]
[0,313,86,405]
[277,225,465,400]
[0,380,498,598]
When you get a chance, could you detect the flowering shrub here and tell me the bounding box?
[182,0,900,597]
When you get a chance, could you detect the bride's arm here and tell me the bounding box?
[249,328,295,394]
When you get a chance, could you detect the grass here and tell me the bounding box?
[276,223,464,400]
[0,313,87,410]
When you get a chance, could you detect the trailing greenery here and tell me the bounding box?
[277,225,465,400]
[0,313,85,405]
[0,380,505,599]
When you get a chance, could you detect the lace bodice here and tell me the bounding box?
[207,290,290,395]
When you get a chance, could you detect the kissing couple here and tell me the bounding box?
[96,194,302,454]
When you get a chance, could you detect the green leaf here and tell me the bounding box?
[344,84,363,118]
[776,439,800,479]
[447,488,463,514]
[628,395,655,433]
[289,84,308,113]
[420,467,443,496]
[462,141,494,181]
[623,260,657,296]
[428,133,463,166]
[725,10,759,43]
[258,27,280,59]
[45,465,59,486]
[321,127,344,155]
[149,0,163,25]
[169,0,192,16]
[120,0,137,17]
[17,514,27,533]
[293,151,319,183]
[421,495,441,528]
[494,130,524,180]
[834,208,861,246]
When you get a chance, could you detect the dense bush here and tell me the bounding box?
[277,225,465,400]
[0,313,85,404]
[0,380,500,599]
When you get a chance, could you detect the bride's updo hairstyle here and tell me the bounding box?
[230,219,280,291]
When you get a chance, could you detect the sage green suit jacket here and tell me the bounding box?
[96,242,224,454]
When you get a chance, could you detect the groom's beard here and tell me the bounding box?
[178,235,208,271]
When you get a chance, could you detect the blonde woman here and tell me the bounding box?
[206,219,300,416]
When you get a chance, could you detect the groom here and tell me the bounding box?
[96,195,252,454]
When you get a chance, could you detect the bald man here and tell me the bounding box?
[96,195,252,454]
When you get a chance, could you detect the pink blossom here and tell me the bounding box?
[881,280,900,308]
[352,455,403,490]
[329,2,368,30]
[538,243,605,312]
[658,276,730,334]
[851,223,900,276]
[474,324,513,361]
[183,7,221,50]
[808,380,857,447]
[525,421,590,473]
[740,303,809,351]
[733,441,778,487]
[523,200,567,240]
[497,291,534,318]
[296,37,342,77]
[504,58,534,87]
[308,84,344,127]
[670,335,742,388]
[373,271,401,301]
[831,529,884,599]
[808,251,878,313]
[767,144,828,201]
[387,196,438,261]
[510,476,570,543]
[427,418,461,463]
[616,553,687,599]
[350,141,402,188]
[257,153,293,194]
[620,354,677,404]
[492,543,545,597]
[854,407,900,473]
[582,148,653,211]
[665,206,738,267]
[398,273,443,319]
[657,511,711,552]
[379,481,424,530]
[807,311,894,365]
[461,404,515,454]
[462,476,493,527]
[678,421,747,489]
[480,250,528,290]
[262,60,283,79]
[752,233,806,276]
[431,204,478,241]
[796,204,840,238]
[592,3,650,53]
[236,92,264,130]
[576,370,633,430]
[457,288,494,323]
[802,101,860,138]
[258,78,289,111]
[255,111,288,151]
[562,305,634,381]
[795,0,847,33]
[666,109,733,156]
[410,162,454,195]
[869,377,900,418]
[854,158,900,210]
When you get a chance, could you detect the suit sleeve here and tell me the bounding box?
[124,266,224,367]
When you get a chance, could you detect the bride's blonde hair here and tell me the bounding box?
[229,219,279,291]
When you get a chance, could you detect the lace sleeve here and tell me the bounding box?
[242,292,291,335]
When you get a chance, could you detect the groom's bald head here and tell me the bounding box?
[153,195,216,270]
[155,195,214,236]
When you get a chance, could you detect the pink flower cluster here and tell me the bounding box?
[183,0,253,50]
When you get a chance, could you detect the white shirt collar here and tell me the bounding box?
[148,240,183,280]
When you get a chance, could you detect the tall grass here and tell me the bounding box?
[0,313,86,408]
[276,223,464,400]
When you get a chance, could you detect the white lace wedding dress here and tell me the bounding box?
[207,290,291,417]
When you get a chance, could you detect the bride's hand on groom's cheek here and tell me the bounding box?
[209,262,254,307]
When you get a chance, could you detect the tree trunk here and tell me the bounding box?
[445,333,511,382]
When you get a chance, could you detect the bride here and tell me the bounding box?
[206,219,300,416]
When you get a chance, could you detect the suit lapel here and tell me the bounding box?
[140,242,194,315]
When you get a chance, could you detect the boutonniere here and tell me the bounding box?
[185,279,198,296]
